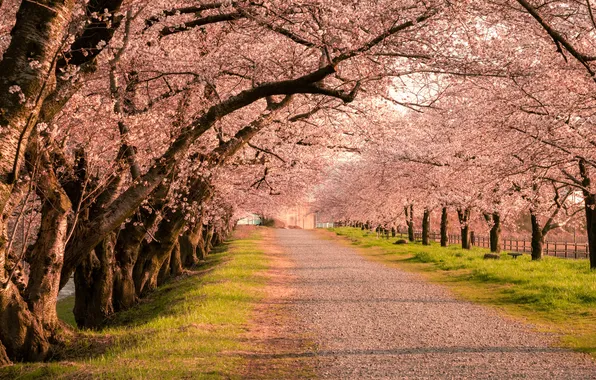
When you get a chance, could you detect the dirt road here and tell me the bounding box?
[273,229,595,379]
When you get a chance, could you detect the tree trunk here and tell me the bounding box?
[405,204,414,242]
[440,207,448,247]
[0,267,49,362]
[422,209,430,245]
[179,221,204,267]
[0,0,76,217]
[0,343,9,366]
[197,228,209,261]
[133,210,187,296]
[112,215,155,311]
[585,204,596,269]
[204,224,215,254]
[112,181,171,311]
[0,0,77,362]
[157,246,172,287]
[134,177,211,295]
[457,208,471,249]
[25,154,72,332]
[489,212,501,253]
[0,144,72,362]
[530,210,543,260]
[579,159,596,269]
[25,194,71,332]
[169,240,183,277]
[73,232,115,329]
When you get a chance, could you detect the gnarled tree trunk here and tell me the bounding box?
[73,233,116,329]
[134,209,188,296]
[112,181,171,311]
[157,243,173,287]
[179,221,204,267]
[169,240,183,278]
[204,224,215,254]
[0,0,77,363]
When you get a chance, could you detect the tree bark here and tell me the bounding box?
[422,209,430,245]
[132,191,201,296]
[576,159,596,268]
[0,0,76,212]
[457,208,471,249]
[73,233,116,329]
[204,224,215,254]
[584,203,596,269]
[440,207,448,247]
[405,204,414,241]
[0,141,72,362]
[179,221,204,267]
[0,343,9,366]
[157,245,172,287]
[25,182,71,332]
[169,240,183,278]
[134,215,185,296]
[489,212,501,253]
[111,179,171,310]
[530,210,544,260]
[0,1,77,362]
[0,275,49,362]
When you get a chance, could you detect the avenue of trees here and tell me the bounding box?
[0,0,595,366]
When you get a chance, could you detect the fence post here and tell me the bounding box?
[564,242,568,258]
[546,241,549,255]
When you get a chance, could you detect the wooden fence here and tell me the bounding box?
[403,230,589,259]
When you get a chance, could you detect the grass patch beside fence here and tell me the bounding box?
[2,227,269,379]
[328,227,596,356]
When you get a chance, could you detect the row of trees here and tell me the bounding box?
[1,0,595,365]
[0,0,459,365]
[316,0,596,267]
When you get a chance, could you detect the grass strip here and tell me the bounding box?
[2,227,268,379]
[328,227,596,357]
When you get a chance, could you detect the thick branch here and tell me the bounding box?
[145,2,228,28]
[160,12,243,37]
[516,0,596,78]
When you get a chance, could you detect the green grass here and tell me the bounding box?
[328,227,596,356]
[2,229,269,379]
[56,295,76,328]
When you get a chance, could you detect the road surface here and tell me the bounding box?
[274,229,596,379]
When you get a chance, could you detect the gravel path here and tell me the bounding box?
[275,229,596,379]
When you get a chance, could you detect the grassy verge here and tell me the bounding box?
[327,227,596,357]
[2,227,269,379]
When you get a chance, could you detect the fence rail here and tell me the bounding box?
[316,222,335,228]
[399,230,589,260]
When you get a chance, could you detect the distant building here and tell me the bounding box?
[236,213,262,225]
[277,205,316,229]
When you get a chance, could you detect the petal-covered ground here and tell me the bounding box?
[272,229,596,379]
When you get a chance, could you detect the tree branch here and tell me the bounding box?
[516,0,596,79]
